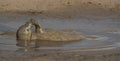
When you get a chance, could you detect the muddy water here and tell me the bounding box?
[0,13,120,51]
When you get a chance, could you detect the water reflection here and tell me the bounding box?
[16,47,38,52]
[16,39,74,48]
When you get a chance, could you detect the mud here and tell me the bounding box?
[0,48,120,61]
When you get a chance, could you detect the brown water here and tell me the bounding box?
[0,13,120,51]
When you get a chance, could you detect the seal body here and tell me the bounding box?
[32,29,84,41]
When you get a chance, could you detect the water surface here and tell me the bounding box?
[0,13,120,51]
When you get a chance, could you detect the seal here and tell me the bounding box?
[31,19,84,41]
[16,20,33,51]
[16,19,84,48]
[30,19,44,33]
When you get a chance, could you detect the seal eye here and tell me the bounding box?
[26,29,29,31]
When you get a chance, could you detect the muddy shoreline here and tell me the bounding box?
[0,0,120,18]
[0,47,120,61]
